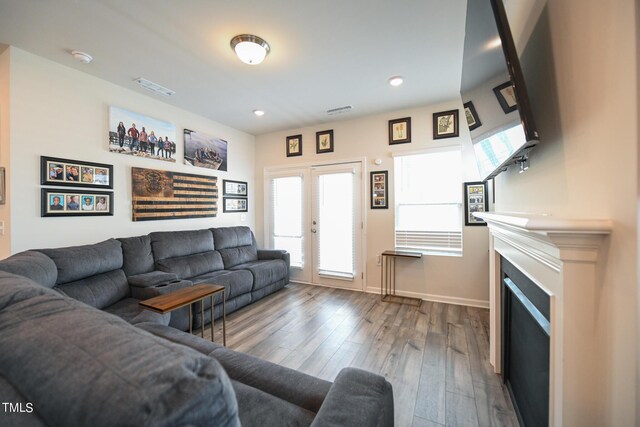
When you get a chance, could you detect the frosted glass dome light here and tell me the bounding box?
[231,34,270,65]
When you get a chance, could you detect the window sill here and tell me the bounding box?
[318,271,354,281]
[395,248,462,258]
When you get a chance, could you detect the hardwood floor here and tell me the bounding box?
[207,283,519,427]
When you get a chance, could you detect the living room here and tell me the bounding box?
[0,0,637,426]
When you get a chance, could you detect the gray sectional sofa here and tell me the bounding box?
[0,226,394,426]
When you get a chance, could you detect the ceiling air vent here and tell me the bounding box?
[326,105,353,115]
[134,77,175,97]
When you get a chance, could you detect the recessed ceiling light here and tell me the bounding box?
[253,109,265,116]
[388,76,404,87]
[71,50,93,64]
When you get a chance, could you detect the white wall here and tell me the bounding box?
[0,47,11,257]
[255,101,491,307]
[7,47,255,254]
[498,1,638,424]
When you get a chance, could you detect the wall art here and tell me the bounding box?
[131,167,217,221]
[286,134,302,157]
[463,181,489,226]
[223,180,247,196]
[223,197,248,213]
[463,101,482,131]
[316,130,334,154]
[108,106,177,162]
[433,109,459,140]
[41,189,113,217]
[41,156,113,189]
[388,117,411,145]
[183,128,228,171]
[493,81,517,114]
[370,170,388,209]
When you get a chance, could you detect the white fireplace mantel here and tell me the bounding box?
[473,212,612,427]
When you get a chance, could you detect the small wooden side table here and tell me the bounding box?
[139,283,226,345]
[381,250,423,307]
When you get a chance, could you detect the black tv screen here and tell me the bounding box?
[460,0,539,181]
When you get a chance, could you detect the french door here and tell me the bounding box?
[266,162,363,291]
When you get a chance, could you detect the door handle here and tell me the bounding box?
[311,228,317,233]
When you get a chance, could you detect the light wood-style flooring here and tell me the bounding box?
[207,283,519,427]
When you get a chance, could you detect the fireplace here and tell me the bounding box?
[473,212,611,426]
[502,258,550,427]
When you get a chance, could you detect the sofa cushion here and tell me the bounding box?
[212,227,258,268]
[0,271,240,427]
[104,298,170,325]
[127,270,179,288]
[0,250,57,288]
[156,251,224,279]
[150,229,214,260]
[0,374,46,426]
[191,269,254,304]
[54,269,129,310]
[37,239,123,285]
[231,260,288,291]
[118,235,155,276]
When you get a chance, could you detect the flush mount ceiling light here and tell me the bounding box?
[230,34,270,65]
[253,109,265,116]
[388,76,404,87]
[71,50,93,64]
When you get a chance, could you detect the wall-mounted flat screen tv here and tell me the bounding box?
[460,0,539,181]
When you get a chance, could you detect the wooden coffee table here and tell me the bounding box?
[139,283,226,345]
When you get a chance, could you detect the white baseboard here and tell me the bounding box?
[364,286,489,309]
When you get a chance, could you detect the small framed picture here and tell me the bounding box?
[370,171,388,209]
[223,179,248,196]
[223,197,248,213]
[316,130,334,154]
[286,134,302,157]
[433,109,459,140]
[388,117,411,145]
[41,156,114,189]
[463,181,489,226]
[493,81,517,114]
[463,101,482,131]
[42,189,113,217]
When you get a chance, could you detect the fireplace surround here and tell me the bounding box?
[474,212,612,427]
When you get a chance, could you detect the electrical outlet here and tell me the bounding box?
[376,255,381,266]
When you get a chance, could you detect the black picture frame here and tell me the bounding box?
[433,109,459,140]
[370,170,388,209]
[493,81,518,114]
[463,181,489,226]
[388,117,411,145]
[41,156,114,189]
[463,101,482,131]
[286,134,303,157]
[316,130,334,154]
[223,197,248,213]
[41,188,114,217]
[223,179,248,196]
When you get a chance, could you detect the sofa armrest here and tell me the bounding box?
[257,249,290,267]
[310,368,394,427]
[130,275,192,301]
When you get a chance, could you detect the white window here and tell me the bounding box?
[269,175,304,268]
[394,148,463,255]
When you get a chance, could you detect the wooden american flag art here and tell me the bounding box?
[131,167,217,221]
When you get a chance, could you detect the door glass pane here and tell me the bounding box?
[272,176,303,267]
[317,172,354,275]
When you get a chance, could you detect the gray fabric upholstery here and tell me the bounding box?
[191,269,254,302]
[150,229,215,260]
[37,239,123,285]
[118,235,155,276]
[310,368,394,427]
[136,321,222,355]
[210,346,331,414]
[192,293,253,329]
[0,272,240,427]
[54,269,129,310]
[0,250,57,288]
[212,227,258,268]
[127,270,179,288]
[0,374,46,426]
[103,298,170,325]
[232,380,316,427]
[156,251,224,279]
[251,278,288,301]
[231,259,288,291]
[129,279,192,331]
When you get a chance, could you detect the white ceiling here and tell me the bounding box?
[0,0,468,135]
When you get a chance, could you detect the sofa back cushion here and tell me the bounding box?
[0,250,57,288]
[55,270,129,309]
[37,239,124,284]
[212,227,258,268]
[151,230,223,279]
[118,235,155,276]
[0,271,240,427]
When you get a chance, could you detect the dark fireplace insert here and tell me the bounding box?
[501,258,550,427]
